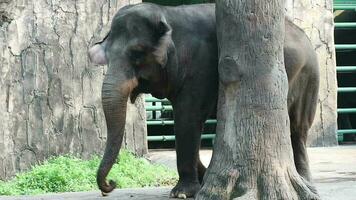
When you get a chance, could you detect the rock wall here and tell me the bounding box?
[285,0,338,146]
[0,0,145,180]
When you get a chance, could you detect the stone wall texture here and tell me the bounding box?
[0,0,145,180]
[286,0,338,146]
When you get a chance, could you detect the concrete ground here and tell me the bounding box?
[148,145,356,200]
[1,145,356,200]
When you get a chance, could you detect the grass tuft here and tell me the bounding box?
[0,151,177,195]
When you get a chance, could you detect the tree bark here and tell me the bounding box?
[195,1,320,199]
[0,0,146,180]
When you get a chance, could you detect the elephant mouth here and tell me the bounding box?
[129,78,151,103]
[118,78,138,95]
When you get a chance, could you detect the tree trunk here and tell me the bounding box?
[0,0,146,180]
[195,1,320,199]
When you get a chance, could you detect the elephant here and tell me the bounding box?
[88,3,319,198]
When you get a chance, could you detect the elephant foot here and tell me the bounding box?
[170,180,200,199]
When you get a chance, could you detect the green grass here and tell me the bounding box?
[0,151,177,196]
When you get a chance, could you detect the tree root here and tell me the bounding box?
[195,168,320,200]
[195,168,240,200]
[288,169,320,200]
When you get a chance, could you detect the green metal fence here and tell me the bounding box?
[334,0,356,142]
[145,96,217,143]
[334,0,356,10]
[145,0,356,144]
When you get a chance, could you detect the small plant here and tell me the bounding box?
[0,151,177,195]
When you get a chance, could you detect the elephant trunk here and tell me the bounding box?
[97,72,138,195]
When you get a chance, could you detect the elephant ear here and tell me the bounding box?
[153,18,173,68]
[89,34,109,65]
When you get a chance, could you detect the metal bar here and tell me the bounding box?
[335,44,356,50]
[337,66,356,72]
[147,134,215,142]
[338,108,356,113]
[337,129,356,142]
[148,131,356,142]
[337,129,356,134]
[335,22,356,28]
[338,87,356,93]
[201,134,216,140]
[147,124,356,142]
[147,119,217,126]
[147,135,175,141]
[334,5,356,10]
[145,105,173,111]
[147,120,174,125]
[145,97,170,103]
[338,134,344,142]
[148,131,354,142]
[146,107,356,117]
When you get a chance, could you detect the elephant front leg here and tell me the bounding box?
[169,108,203,199]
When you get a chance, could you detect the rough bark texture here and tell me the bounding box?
[285,0,338,147]
[0,0,146,180]
[195,0,319,199]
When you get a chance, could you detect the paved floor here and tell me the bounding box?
[1,145,356,200]
[148,145,356,200]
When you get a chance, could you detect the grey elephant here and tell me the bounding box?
[88,3,319,198]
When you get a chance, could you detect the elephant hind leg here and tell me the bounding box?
[289,70,319,182]
[291,126,312,181]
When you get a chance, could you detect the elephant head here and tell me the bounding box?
[88,4,174,194]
